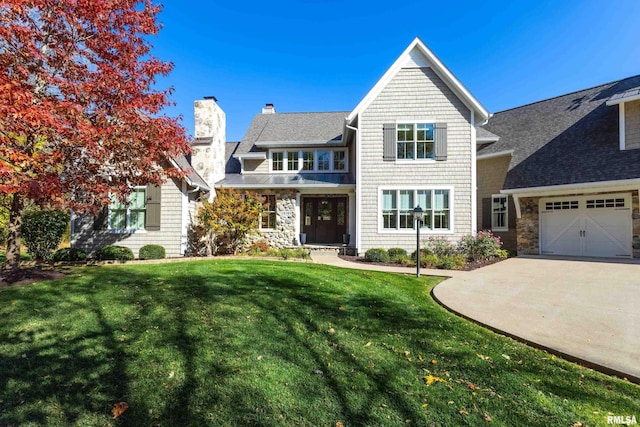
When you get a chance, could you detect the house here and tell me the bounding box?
[477,75,640,258]
[211,37,489,254]
[73,37,640,260]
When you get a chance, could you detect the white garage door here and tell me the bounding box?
[540,194,632,258]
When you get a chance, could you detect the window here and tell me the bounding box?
[381,189,451,231]
[272,152,284,171]
[334,150,346,171]
[302,151,314,171]
[287,151,299,171]
[261,194,276,230]
[317,151,331,171]
[491,195,508,231]
[397,122,435,160]
[270,149,348,173]
[109,187,146,231]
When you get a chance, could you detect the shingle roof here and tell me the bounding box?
[480,74,640,190]
[476,127,499,141]
[607,85,640,104]
[234,111,349,157]
[172,154,211,191]
[225,141,241,174]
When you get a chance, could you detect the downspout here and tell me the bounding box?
[346,122,359,253]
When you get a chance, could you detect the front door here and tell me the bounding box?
[302,197,347,244]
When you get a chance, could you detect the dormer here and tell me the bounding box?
[606,87,640,150]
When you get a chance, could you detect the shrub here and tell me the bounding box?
[387,247,407,262]
[139,244,166,260]
[20,209,70,260]
[247,240,270,255]
[276,248,311,260]
[364,248,390,263]
[424,236,457,258]
[95,245,134,261]
[51,247,87,262]
[437,254,467,270]
[458,231,503,261]
[410,248,433,262]
[392,254,412,265]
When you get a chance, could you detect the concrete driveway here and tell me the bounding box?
[432,256,640,382]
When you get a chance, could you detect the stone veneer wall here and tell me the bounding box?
[516,191,640,258]
[245,190,297,249]
[516,197,539,255]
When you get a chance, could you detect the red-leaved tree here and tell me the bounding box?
[0,1,190,270]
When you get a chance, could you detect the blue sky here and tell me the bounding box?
[152,0,640,142]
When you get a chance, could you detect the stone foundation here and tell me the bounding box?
[245,190,298,249]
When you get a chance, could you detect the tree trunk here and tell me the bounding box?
[4,194,24,271]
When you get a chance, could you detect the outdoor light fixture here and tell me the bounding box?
[413,205,425,277]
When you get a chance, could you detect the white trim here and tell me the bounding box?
[268,148,348,174]
[476,150,514,161]
[181,180,188,255]
[607,93,640,106]
[295,193,301,244]
[348,122,362,252]
[233,152,267,160]
[255,140,344,148]
[107,186,147,232]
[394,120,437,161]
[220,183,356,189]
[377,186,455,234]
[513,194,522,219]
[471,111,477,234]
[619,102,626,150]
[477,136,500,143]
[258,193,277,231]
[347,37,489,124]
[501,178,640,197]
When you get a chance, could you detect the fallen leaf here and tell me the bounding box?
[466,381,480,390]
[501,354,510,360]
[484,412,492,422]
[477,354,491,361]
[112,402,128,418]
[421,403,428,408]
[431,359,438,365]
[364,341,372,347]
[459,409,469,415]
[404,351,410,356]
[328,328,335,335]
[336,422,344,427]
[338,306,346,311]
[424,375,447,386]
[168,371,175,379]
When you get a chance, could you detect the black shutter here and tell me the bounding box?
[434,123,448,161]
[93,207,108,230]
[146,184,161,231]
[383,123,396,161]
[482,197,492,230]
[508,195,517,230]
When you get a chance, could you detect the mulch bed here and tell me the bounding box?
[0,267,66,288]
[338,255,507,271]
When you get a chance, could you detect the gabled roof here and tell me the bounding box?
[347,37,489,124]
[606,85,640,105]
[233,111,349,157]
[171,154,211,191]
[480,74,640,190]
[476,127,500,142]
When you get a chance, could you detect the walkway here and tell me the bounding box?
[312,251,640,382]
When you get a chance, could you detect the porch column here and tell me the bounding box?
[295,192,301,244]
[348,191,356,246]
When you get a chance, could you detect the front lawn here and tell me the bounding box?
[0,260,638,426]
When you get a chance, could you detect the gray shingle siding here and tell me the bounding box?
[359,67,473,252]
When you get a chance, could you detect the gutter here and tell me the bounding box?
[346,122,360,253]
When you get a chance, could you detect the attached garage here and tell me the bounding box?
[539,194,633,258]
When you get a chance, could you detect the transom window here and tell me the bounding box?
[381,189,450,231]
[270,149,348,173]
[397,123,434,160]
[260,194,276,230]
[491,195,508,231]
[109,187,146,231]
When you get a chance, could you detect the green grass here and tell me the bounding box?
[0,260,638,426]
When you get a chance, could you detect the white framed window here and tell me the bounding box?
[397,122,435,160]
[270,149,348,173]
[260,194,277,230]
[379,187,452,232]
[108,187,146,231]
[491,194,508,231]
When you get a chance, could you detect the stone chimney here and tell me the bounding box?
[262,103,276,114]
[192,96,226,188]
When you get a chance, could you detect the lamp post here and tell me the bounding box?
[413,205,424,277]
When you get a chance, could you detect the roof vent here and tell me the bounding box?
[262,103,276,114]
